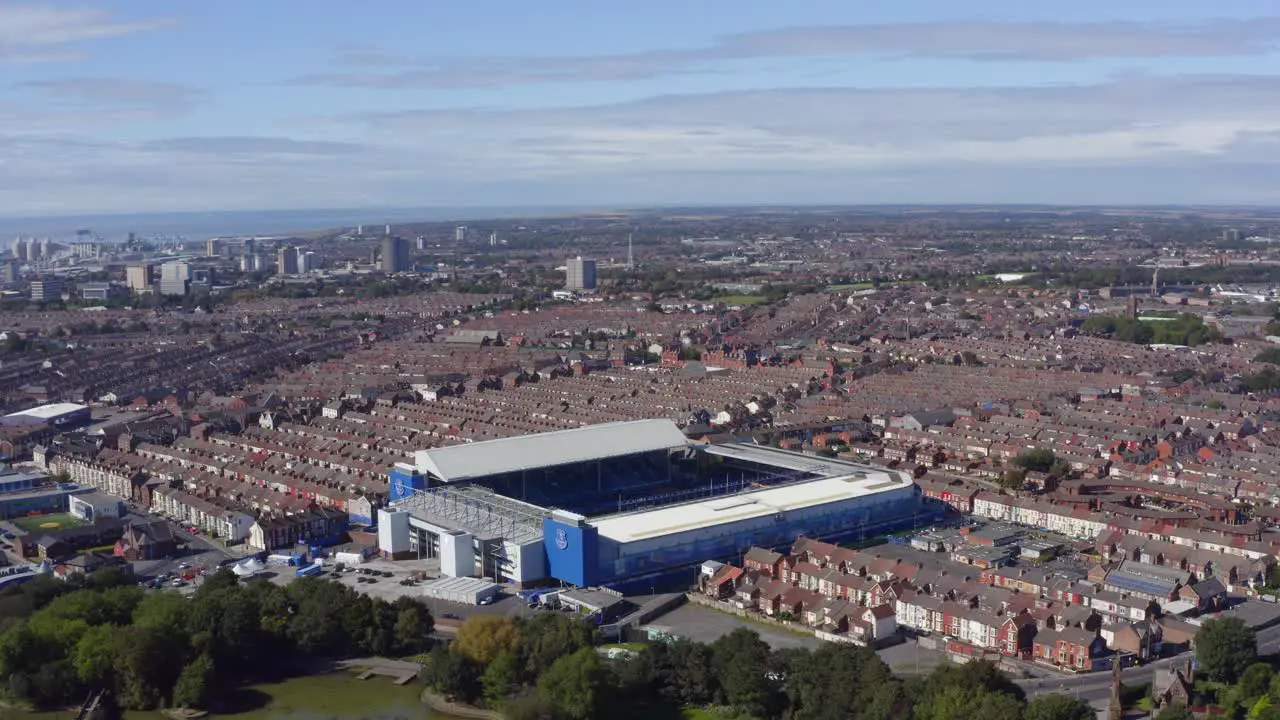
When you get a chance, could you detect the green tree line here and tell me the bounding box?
[1079,313,1221,346]
[427,615,1095,720]
[0,568,433,711]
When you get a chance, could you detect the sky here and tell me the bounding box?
[5,1,1280,217]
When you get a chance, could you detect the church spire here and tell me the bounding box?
[1108,658,1124,720]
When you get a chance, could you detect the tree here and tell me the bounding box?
[392,598,434,656]
[112,627,184,710]
[1013,448,1057,473]
[503,694,555,720]
[1197,617,1257,684]
[172,652,216,708]
[427,646,481,704]
[914,683,1024,720]
[454,615,522,666]
[1155,704,1194,720]
[1239,663,1275,705]
[998,469,1027,491]
[71,624,118,687]
[914,661,1026,720]
[518,613,594,680]
[482,650,521,705]
[710,628,776,715]
[536,647,606,720]
[1023,693,1095,720]
[783,643,904,720]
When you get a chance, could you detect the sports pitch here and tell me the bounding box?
[11,513,84,533]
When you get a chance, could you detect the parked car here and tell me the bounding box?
[441,612,461,620]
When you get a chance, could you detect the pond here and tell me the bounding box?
[17,671,467,720]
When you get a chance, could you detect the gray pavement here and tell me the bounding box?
[642,603,822,650]
[641,603,952,670]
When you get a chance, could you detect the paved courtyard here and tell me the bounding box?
[642,602,950,672]
[642,603,822,650]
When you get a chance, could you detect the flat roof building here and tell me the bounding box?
[4,403,90,427]
[421,576,500,605]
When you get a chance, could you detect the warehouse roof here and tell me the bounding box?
[422,576,500,596]
[413,419,688,483]
[3,403,89,421]
[590,469,913,544]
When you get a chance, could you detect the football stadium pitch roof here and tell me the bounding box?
[413,419,689,484]
[590,470,913,544]
[701,443,882,476]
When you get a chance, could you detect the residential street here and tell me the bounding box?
[1019,622,1280,708]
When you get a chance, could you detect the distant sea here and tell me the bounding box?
[0,205,603,241]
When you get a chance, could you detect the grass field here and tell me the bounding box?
[601,642,649,652]
[714,295,768,305]
[11,512,84,533]
[826,280,929,291]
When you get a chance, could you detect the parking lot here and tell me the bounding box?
[642,603,952,671]
[642,603,822,650]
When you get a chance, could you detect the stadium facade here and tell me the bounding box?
[379,420,926,589]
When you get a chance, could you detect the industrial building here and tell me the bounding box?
[79,282,127,302]
[382,420,924,590]
[126,264,153,292]
[421,576,501,605]
[3,403,91,427]
[158,261,190,296]
[29,277,63,302]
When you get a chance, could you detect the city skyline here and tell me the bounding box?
[6,1,1280,216]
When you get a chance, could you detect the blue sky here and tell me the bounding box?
[4,1,1280,216]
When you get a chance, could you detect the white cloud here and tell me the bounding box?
[296,19,1280,89]
[20,78,198,112]
[6,74,1280,214]
[344,75,1280,175]
[0,4,175,63]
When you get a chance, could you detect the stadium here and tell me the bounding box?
[378,419,927,590]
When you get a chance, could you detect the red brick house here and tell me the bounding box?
[997,614,1038,658]
[744,546,785,577]
[1032,627,1109,670]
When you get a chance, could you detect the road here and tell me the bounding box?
[124,505,241,582]
[1018,622,1280,708]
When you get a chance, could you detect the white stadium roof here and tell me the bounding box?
[413,419,689,484]
[589,469,913,544]
[701,443,880,476]
[3,403,88,421]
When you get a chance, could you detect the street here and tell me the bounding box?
[125,505,241,582]
[1018,622,1280,709]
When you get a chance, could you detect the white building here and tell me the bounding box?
[68,492,123,522]
[158,261,190,296]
